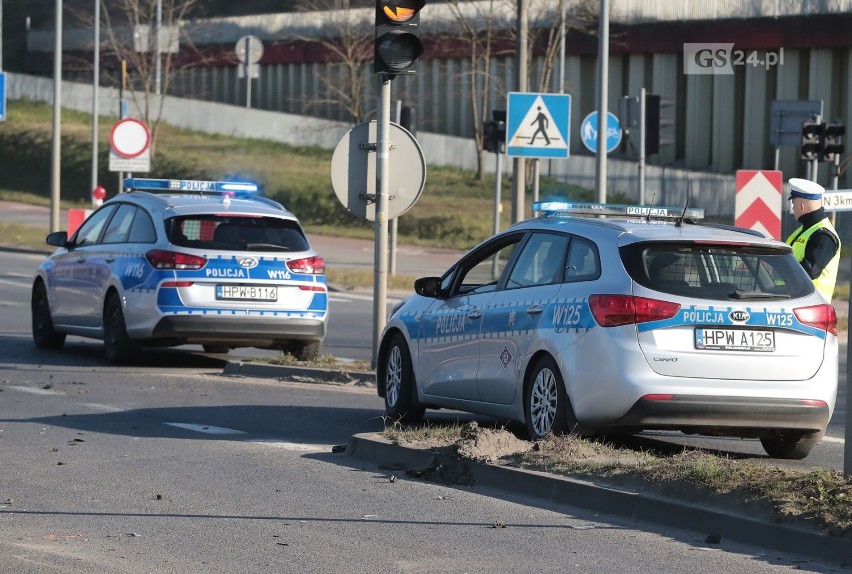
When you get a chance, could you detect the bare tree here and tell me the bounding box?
[97,0,201,154]
[445,0,506,180]
[444,0,595,181]
[294,0,374,124]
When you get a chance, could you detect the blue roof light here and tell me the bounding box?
[123,178,259,195]
[532,200,704,220]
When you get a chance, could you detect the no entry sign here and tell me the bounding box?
[110,118,150,159]
[109,118,152,173]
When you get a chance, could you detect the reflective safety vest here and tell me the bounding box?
[786,219,841,303]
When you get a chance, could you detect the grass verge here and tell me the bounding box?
[383,422,852,537]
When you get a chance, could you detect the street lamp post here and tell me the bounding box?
[51,0,63,232]
[91,0,100,203]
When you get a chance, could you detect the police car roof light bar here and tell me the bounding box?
[533,201,705,220]
[123,178,259,195]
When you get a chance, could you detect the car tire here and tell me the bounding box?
[760,430,824,460]
[524,355,576,441]
[103,294,139,365]
[202,345,230,354]
[293,340,322,361]
[31,281,66,350]
[381,333,425,423]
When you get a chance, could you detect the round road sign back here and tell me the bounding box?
[235,35,264,64]
[110,118,151,159]
[330,121,426,221]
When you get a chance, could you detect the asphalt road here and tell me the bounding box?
[0,354,843,572]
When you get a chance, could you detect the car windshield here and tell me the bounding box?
[621,241,814,300]
[167,215,310,252]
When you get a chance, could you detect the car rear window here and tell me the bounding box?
[621,242,814,300]
[167,215,310,252]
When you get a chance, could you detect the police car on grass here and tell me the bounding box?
[376,201,838,460]
[32,178,328,364]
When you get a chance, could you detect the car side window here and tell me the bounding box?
[506,233,569,289]
[453,235,523,296]
[101,204,136,244]
[565,237,600,282]
[73,205,117,247]
[127,209,157,243]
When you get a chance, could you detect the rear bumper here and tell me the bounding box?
[609,395,830,434]
[151,315,326,343]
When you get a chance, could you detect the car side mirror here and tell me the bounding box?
[46,231,68,248]
[414,276,442,298]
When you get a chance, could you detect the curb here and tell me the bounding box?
[222,360,374,386]
[346,433,852,566]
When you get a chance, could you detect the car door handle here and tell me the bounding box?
[76,257,86,263]
[526,304,544,315]
[467,309,482,320]
[105,256,116,263]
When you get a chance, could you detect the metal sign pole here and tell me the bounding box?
[372,77,392,368]
[50,0,62,233]
[847,256,852,477]
[90,0,100,204]
[639,87,646,204]
[491,148,503,279]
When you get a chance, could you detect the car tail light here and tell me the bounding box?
[794,304,838,336]
[286,256,325,274]
[589,294,681,327]
[161,281,194,288]
[146,249,207,270]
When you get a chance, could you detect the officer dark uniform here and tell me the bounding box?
[785,178,841,303]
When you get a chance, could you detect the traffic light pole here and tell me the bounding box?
[372,77,392,368]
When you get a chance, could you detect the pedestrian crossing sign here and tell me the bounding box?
[506,92,571,158]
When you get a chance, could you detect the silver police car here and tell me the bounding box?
[32,178,328,364]
[377,201,838,460]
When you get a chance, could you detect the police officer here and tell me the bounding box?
[786,178,841,303]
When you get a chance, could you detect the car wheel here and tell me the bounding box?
[31,281,66,350]
[760,430,824,460]
[292,340,322,361]
[202,345,230,354]
[381,333,424,423]
[103,294,139,365]
[524,355,575,441]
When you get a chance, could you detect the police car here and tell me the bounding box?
[31,178,328,364]
[376,201,838,460]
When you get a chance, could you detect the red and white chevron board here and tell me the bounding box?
[735,170,783,240]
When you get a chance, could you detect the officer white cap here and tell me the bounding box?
[788,178,825,201]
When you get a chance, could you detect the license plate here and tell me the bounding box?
[695,328,775,352]
[216,284,277,302]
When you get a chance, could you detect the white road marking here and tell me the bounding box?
[823,435,845,444]
[7,385,63,396]
[247,439,333,453]
[164,422,246,435]
[78,403,127,413]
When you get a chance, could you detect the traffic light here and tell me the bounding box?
[375,0,425,77]
[822,122,845,162]
[482,110,506,154]
[800,120,825,161]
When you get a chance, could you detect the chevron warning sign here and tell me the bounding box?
[735,170,783,240]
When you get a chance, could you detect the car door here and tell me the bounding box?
[47,205,117,327]
[416,234,523,401]
[477,232,571,404]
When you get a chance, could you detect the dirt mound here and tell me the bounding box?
[455,422,533,462]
